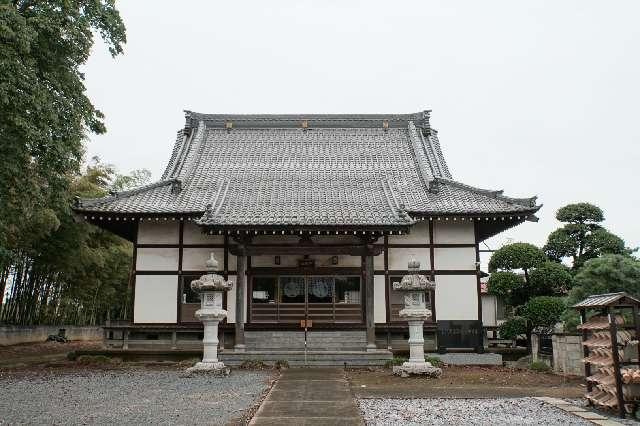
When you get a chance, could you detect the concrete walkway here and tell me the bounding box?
[250,368,363,425]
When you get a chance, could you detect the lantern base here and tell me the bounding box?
[393,361,442,378]
[186,361,230,376]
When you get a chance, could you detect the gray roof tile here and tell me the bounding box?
[76,111,540,228]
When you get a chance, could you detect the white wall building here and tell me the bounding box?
[75,111,539,353]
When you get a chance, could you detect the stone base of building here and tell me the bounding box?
[393,361,442,378]
[426,352,503,366]
[185,361,230,376]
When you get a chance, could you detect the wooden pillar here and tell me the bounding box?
[235,252,246,352]
[365,253,376,351]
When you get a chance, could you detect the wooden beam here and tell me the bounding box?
[235,253,246,352]
[364,254,376,351]
[228,245,383,256]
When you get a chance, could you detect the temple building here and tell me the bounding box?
[74,110,540,362]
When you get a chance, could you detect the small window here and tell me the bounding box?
[335,277,361,304]
[252,277,277,304]
[181,275,201,304]
[279,276,305,303]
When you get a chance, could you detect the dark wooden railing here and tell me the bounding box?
[250,302,362,324]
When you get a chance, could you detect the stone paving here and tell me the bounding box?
[250,368,362,425]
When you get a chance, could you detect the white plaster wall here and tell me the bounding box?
[434,247,477,270]
[182,247,225,271]
[388,247,430,270]
[134,275,178,323]
[137,221,179,244]
[435,275,478,320]
[374,254,384,270]
[388,221,429,244]
[136,248,179,271]
[374,275,386,323]
[182,221,224,244]
[482,294,497,326]
[433,221,475,244]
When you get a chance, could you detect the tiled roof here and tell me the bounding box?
[572,292,640,308]
[76,111,540,229]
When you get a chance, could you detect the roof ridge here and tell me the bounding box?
[184,110,432,130]
[434,177,539,208]
[406,121,435,191]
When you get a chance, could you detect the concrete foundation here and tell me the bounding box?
[427,352,503,366]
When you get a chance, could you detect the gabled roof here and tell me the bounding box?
[76,110,540,232]
[572,292,640,309]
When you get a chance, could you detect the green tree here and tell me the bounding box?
[529,261,574,295]
[544,203,629,269]
[1,159,141,325]
[489,242,546,284]
[568,255,640,306]
[0,1,126,258]
[487,271,525,307]
[520,296,566,331]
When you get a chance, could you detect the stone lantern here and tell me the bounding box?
[186,253,233,375]
[392,257,442,378]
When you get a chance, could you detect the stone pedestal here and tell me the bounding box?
[391,258,442,379]
[186,253,233,376]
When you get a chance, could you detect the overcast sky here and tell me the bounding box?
[83,0,639,259]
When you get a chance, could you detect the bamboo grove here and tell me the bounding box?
[0,160,148,326]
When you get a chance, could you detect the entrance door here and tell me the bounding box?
[250,275,362,324]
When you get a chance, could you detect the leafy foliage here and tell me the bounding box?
[544,203,629,269]
[529,361,551,372]
[520,296,566,331]
[0,1,126,257]
[556,203,604,223]
[488,243,546,278]
[1,160,147,325]
[568,255,640,306]
[498,316,527,340]
[528,262,574,295]
[487,271,525,306]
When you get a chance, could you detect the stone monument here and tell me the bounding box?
[186,253,233,376]
[392,257,442,378]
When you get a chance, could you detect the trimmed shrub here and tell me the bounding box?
[425,356,443,368]
[239,360,269,370]
[521,296,566,330]
[499,316,527,340]
[384,357,407,368]
[529,361,551,372]
[76,355,112,365]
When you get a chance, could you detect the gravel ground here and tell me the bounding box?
[358,398,591,425]
[0,368,273,425]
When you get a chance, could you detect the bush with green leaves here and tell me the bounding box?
[487,271,526,306]
[520,296,566,331]
[499,316,527,340]
[384,357,408,368]
[529,361,551,372]
[489,243,546,281]
[528,261,574,295]
[425,356,444,368]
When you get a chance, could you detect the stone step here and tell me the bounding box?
[220,350,392,367]
[244,331,368,351]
